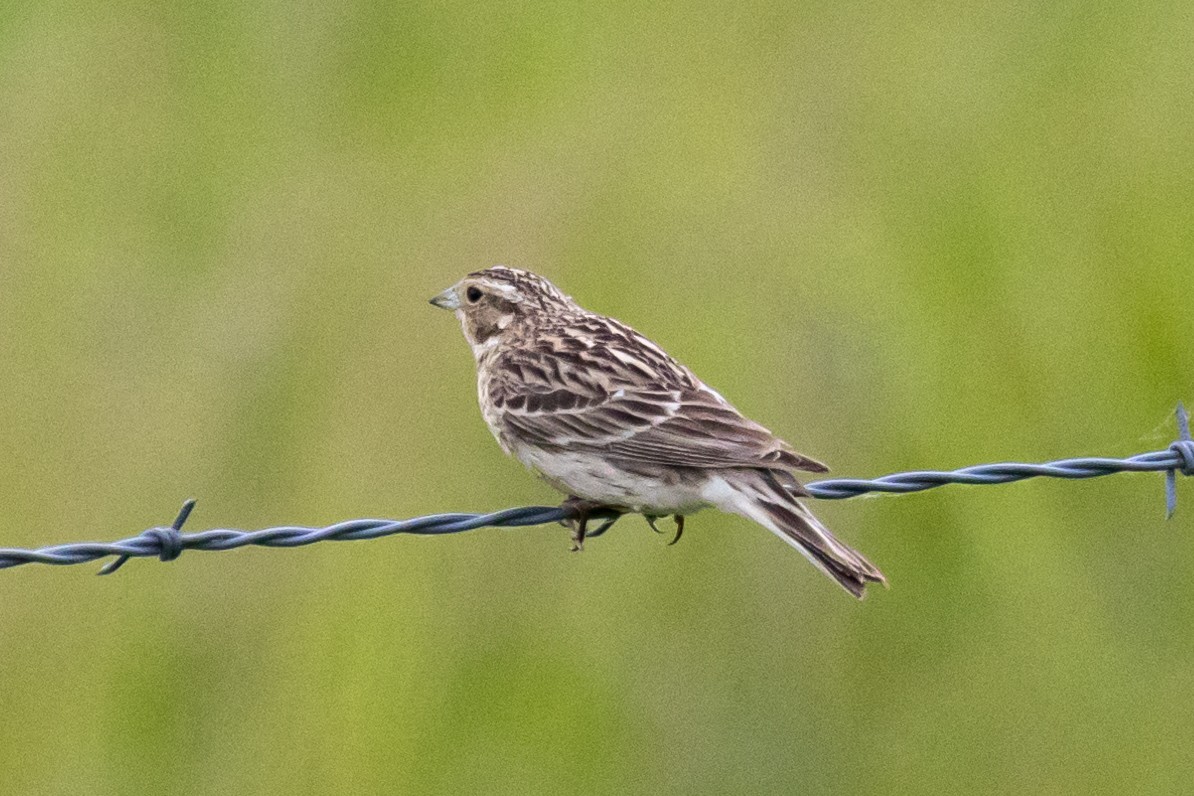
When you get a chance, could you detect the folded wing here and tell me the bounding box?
[487,341,827,476]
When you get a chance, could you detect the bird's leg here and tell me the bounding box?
[573,514,587,552]
[644,515,664,534]
[668,515,685,546]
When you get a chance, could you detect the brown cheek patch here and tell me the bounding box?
[472,322,499,343]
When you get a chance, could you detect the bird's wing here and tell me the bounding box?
[486,326,827,474]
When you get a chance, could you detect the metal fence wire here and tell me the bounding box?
[2,403,1190,574]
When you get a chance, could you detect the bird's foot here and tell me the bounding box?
[560,497,625,552]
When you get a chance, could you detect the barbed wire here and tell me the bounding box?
[1,403,1190,574]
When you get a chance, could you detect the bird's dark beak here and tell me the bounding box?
[429,287,461,310]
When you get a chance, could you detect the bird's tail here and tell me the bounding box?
[714,469,886,598]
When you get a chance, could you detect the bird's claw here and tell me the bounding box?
[587,516,618,539]
[644,514,683,544]
[668,515,684,545]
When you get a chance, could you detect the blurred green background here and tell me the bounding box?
[1,2,1192,793]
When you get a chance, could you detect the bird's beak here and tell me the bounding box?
[429,286,461,310]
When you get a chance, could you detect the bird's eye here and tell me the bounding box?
[466,286,483,303]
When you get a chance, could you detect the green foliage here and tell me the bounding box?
[1,2,1191,793]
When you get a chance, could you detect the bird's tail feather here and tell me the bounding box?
[716,470,886,598]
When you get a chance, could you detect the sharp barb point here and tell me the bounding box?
[97,558,127,576]
[173,498,197,530]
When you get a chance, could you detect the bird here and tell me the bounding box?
[429,266,886,598]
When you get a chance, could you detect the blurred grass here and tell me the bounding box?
[1,1,1193,793]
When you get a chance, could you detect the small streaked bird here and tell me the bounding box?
[430,266,885,598]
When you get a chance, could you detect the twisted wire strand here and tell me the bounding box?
[1,404,1189,574]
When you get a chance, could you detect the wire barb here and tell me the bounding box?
[96,498,197,575]
[1166,402,1193,519]
[0,404,1188,574]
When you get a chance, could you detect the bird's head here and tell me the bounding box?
[430,266,575,352]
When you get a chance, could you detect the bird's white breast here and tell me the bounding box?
[510,443,711,515]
